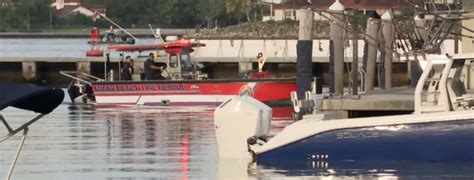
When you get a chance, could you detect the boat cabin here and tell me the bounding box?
[415,54,474,113]
[107,37,207,81]
[164,45,207,80]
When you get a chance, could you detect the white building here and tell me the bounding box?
[51,0,106,18]
[51,0,80,10]
[263,0,416,22]
[0,0,12,7]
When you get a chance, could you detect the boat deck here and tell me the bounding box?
[318,87,415,112]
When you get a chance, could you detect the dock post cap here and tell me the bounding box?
[414,14,424,20]
[381,11,392,20]
[329,0,344,11]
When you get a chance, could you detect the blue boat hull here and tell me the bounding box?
[257,119,474,168]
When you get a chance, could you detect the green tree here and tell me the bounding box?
[225,0,251,24]
[0,0,50,30]
[196,0,227,28]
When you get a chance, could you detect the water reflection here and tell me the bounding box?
[1,104,218,179]
[1,104,473,179]
[215,158,474,179]
[253,161,474,179]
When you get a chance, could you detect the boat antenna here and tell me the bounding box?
[149,24,158,37]
[93,11,139,43]
[148,24,165,43]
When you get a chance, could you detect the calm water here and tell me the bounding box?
[0,38,156,58]
[1,103,474,179]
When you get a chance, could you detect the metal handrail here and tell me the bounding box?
[60,71,103,85]
[358,68,366,93]
[61,71,103,81]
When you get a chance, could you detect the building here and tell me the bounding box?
[264,0,424,21]
[50,0,106,17]
[261,0,285,3]
[0,0,12,8]
[51,0,80,10]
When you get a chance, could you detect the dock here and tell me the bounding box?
[0,55,412,87]
[317,87,414,112]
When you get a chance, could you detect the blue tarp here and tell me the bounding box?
[0,80,64,114]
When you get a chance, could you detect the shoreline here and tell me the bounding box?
[0,29,195,38]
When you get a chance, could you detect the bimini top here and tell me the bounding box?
[0,80,64,114]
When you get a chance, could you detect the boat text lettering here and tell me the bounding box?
[336,131,379,139]
[94,84,116,92]
[158,84,186,91]
[94,84,187,92]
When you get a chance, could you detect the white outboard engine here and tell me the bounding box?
[214,95,272,159]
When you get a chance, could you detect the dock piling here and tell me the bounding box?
[77,61,91,74]
[364,14,380,93]
[351,10,359,96]
[329,0,345,96]
[296,8,314,99]
[382,11,394,90]
[21,62,36,81]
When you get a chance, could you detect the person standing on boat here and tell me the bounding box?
[250,52,271,79]
[144,52,165,80]
[121,56,133,80]
[257,52,266,72]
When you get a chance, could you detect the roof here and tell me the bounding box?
[272,0,424,10]
[52,4,106,17]
[83,4,106,14]
[83,4,106,10]
[0,80,64,114]
[52,5,80,16]
[50,0,80,3]
[0,0,12,6]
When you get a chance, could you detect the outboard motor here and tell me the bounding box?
[214,95,272,159]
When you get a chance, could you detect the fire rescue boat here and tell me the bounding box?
[64,37,296,117]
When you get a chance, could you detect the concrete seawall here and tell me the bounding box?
[2,38,449,87]
[0,58,410,88]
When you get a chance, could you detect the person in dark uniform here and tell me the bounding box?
[121,56,133,80]
[143,52,166,80]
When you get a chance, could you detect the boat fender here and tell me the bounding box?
[239,86,254,97]
[247,136,267,146]
[239,71,250,79]
[82,95,88,104]
[246,137,258,162]
[161,99,170,105]
[247,136,257,145]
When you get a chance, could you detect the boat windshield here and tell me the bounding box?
[169,54,179,68]
[180,53,193,71]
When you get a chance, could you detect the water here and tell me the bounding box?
[1,103,474,179]
[0,38,156,58]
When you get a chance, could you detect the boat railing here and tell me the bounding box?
[413,55,472,114]
[358,68,366,94]
[60,71,104,85]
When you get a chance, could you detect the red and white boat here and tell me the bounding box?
[92,79,295,106]
[63,37,296,116]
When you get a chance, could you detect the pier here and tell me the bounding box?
[0,56,411,87]
[0,38,459,86]
[291,0,474,120]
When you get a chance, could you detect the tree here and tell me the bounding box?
[196,0,226,28]
[2,0,51,30]
[225,0,251,24]
[0,0,257,31]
